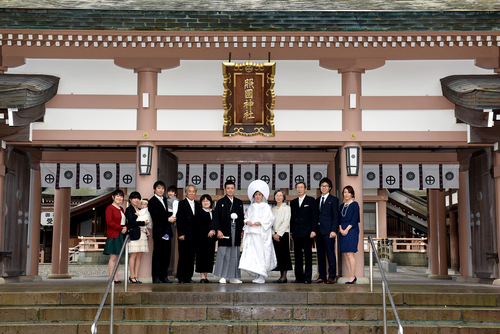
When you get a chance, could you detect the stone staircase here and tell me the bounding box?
[0,283,499,333]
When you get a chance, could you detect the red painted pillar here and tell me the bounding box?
[135,67,160,281]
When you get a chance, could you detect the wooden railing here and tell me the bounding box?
[78,236,107,251]
[363,237,427,253]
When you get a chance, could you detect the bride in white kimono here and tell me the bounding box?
[239,180,277,283]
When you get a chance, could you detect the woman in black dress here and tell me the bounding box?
[195,194,217,283]
[125,191,146,284]
[339,185,360,284]
[271,189,293,283]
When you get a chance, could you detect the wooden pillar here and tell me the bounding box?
[59,187,71,276]
[428,189,438,276]
[493,152,500,285]
[458,170,470,277]
[428,189,451,279]
[377,189,388,238]
[449,210,459,273]
[0,148,5,251]
[48,187,71,279]
[29,169,42,277]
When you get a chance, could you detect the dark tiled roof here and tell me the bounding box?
[3,0,500,11]
[441,75,500,110]
[0,74,59,109]
[0,8,499,31]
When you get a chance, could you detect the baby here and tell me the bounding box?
[164,185,179,240]
[135,199,151,237]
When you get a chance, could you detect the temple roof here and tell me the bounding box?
[4,0,500,11]
[441,75,500,110]
[1,1,500,31]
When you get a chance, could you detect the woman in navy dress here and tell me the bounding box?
[339,185,360,284]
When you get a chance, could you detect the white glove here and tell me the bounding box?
[231,213,238,219]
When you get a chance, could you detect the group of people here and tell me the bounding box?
[103,177,360,284]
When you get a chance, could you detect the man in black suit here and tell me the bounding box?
[290,181,318,284]
[176,185,199,283]
[314,177,339,284]
[149,180,175,283]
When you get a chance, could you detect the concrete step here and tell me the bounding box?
[1,321,500,334]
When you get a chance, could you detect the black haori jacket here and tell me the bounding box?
[210,195,245,247]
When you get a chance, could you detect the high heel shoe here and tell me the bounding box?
[134,277,142,284]
[345,276,357,284]
[129,276,137,283]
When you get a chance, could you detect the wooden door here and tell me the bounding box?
[468,149,498,278]
[0,148,31,277]
[157,148,178,276]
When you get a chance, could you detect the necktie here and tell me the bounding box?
[320,196,325,212]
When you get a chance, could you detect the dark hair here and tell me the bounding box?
[153,180,166,190]
[200,194,213,209]
[319,177,332,189]
[224,180,235,188]
[274,189,286,202]
[128,191,141,203]
[167,185,178,194]
[112,189,124,197]
[342,185,355,199]
[295,181,307,189]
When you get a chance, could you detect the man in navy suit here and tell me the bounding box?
[314,178,339,284]
[176,185,200,283]
[149,180,175,283]
[290,181,318,284]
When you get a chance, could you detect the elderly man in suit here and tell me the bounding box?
[148,180,175,283]
[176,185,200,283]
[290,181,318,284]
[314,178,339,284]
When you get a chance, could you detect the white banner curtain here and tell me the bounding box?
[382,164,400,189]
[41,163,57,187]
[402,164,420,189]
[119,164,136,188]
[363,164,380,189]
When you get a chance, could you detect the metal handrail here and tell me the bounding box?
[91,234,130,334]
[368,236,403,334]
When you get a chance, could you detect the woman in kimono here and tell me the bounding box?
[239,180,277,283]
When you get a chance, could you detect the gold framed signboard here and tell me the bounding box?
[222,62,276,137]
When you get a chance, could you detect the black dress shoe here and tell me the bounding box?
[163,277,172,283]
[304,280,312,284]
[188,279,196,283]
[153,278,162,283]
[200,279,211,283]
[291,280,304,283]
[177,279,186,283]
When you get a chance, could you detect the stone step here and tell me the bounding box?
[0,290,498,307]
[1,305,500,324]
[1,321,499,334]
